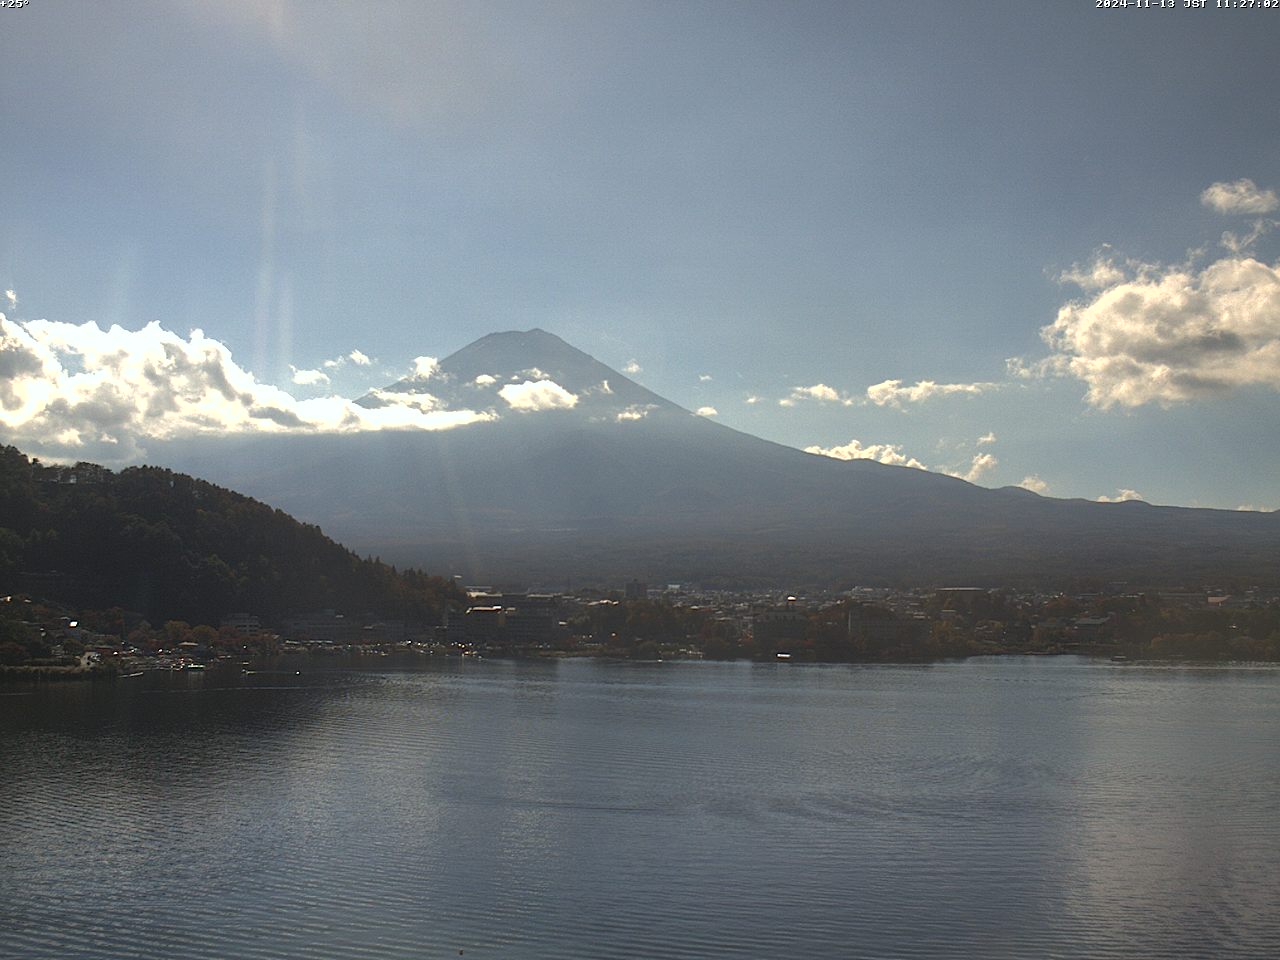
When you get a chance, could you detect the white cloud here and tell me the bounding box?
[977,431,997,446]
[0,316,492,464]
[793,383,840,402]
[4,290,15,310]
[1098,488,1144,503]
[319,347,375,371]
[353,405,490,431]
[623,359,642,375]
[1027,185,1280,407]
[948,452,998,484]
[473,373,497,386]
[498,378,578,412]
[1201,179,1279,216]
[290,366,330,386]
[866,378,997,408]
[519,366,550,380]
[1005,356,1050,380]
[1017,474,1048,494]
[804,438,927,470]
[781,383,853,407]
[1219,218,1275,255]
[615,404,652,422]
[745,395,762,405]
[412,356,440,379]
[698,374,713,382]
[364,387,443,412]
[695,406,718,417]
[1059,256,1127,291]
[1039,253,1280,408]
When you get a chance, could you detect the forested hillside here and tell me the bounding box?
[0,446,463,626]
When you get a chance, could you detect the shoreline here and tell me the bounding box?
[6,649,1279,683]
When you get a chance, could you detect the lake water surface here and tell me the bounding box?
[2,656,1278,959]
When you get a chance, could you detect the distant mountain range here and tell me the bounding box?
[153,329,1280,588]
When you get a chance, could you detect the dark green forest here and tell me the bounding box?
[0,446,463,626]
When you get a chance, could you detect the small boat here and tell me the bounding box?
[1110,655,1129,664]
[182,662,207,671]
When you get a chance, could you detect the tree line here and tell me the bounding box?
[0,446,464,629]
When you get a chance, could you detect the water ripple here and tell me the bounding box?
[2,657,1278,958]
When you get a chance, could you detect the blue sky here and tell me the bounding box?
[2,1,1278,508]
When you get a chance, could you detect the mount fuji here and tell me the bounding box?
[152,329,1280,588]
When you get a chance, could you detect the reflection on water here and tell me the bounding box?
[2,657,1278,959]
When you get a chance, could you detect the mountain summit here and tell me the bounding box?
[155,330,1280,587]
[359,328,678,421]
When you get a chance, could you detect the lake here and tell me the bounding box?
[2,656,1278,959]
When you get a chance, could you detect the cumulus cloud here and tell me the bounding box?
[1017,475,1048,494]
[698,374,713,382]
[1098,488,1144,503]
[977,431,997,446]
[623,359,642,375]
[1040,253,1280,408]
[290,366,330,386]
[320,347,375,370]
[0,316,491,464]
[792,384,841,402]
[412,356,441,379]
[695,406,718,417]
[745,395,762,405]
[473,373,497,386]
[1219,218,1276,255]
[948,452,998,484]
[1201,179,1279,216]
[804,438,927,470]
[1058,256,1127,291]
[1004,356,1048,380]
[780,383,853,407]
[866,378,998,408]
[1016,183,1280,408]
[498,378,578,412]
[616,404,653,422]
[363,387,443,412]
[4,290,15,310]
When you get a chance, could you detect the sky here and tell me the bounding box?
[2,0,1279,509]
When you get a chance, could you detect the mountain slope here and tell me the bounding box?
[151,330,1280,587]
